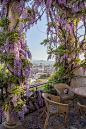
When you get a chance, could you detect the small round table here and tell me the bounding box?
[72,87,86,97]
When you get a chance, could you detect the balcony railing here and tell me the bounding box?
[23,79,65,93]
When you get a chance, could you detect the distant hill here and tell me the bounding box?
[30,59,54,65]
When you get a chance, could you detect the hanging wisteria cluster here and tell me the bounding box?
[40,0,86,82]
[0,0,86,122]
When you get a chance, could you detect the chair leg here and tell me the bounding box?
[65,113,68,128]
[39,107,46,119]
[44,113,49,129]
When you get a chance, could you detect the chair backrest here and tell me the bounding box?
[54,83,74,96]
[42,93,69,114]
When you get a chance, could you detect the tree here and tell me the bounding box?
[0,0,86,127]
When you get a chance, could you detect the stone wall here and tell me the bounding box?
[70,67,86,88]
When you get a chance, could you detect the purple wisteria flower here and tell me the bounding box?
[0,49,3,54]
[58,0,66,6]
[69,64,71,70]
[22,104,28,113]
[0,0,1,7]
[5,39,9,52]
[27,50,32,59]
[60,56,64,63]
[12,95,17,107]
[26,82,30,99]
[73,1,80,13]
[53,36,57,46]
[14,58,22,76]
[24,69,30,79]
[29,101,34,107]
[19,22,23,35]
[68,58,71,64]
[22,9,27,19]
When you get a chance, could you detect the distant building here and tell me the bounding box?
[30,62,54,79]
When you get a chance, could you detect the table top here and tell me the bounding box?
[72,87,86,97]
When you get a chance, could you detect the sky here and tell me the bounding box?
[26,13,49,61]
[26,15,85,61]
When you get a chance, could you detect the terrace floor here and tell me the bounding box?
[1,95,86,129]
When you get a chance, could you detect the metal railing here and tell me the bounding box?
[24,79,65,93]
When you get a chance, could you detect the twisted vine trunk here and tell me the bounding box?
[4,1,20,128]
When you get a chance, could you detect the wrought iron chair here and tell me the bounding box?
[41,93,69,129]
[77,102,86,124]
[54,83,74,107]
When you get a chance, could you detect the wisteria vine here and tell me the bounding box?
[0,0,86,123]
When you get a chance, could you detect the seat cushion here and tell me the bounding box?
[49,104,58,113]
[61,93,74,101]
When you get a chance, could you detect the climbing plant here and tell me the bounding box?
[41,0,86,83]
[0,0,85,124]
